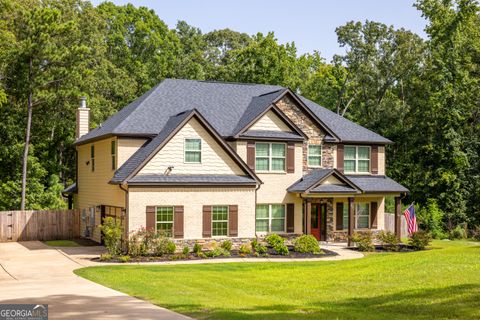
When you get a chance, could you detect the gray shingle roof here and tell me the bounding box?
[310,184,359,193]
[76,79,391,145]
[287,169,335,192]
[345,175,409,193]
[128,174,257,185]
[110,110,193,184]
[239,130,304,141]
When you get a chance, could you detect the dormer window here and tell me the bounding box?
[185,138,201,163]
[308,145,322,167]
[344,146,370,173]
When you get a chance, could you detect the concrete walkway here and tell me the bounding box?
[0,241,191,320]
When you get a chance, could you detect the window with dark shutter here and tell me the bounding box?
[337,144,344,173]
[371,146,379,174]
[174,206,184,238]
[286,203,295,232]
[228,205,238,237]
[370,202,378,229]
[247,141,255,170]
[336,202,344,230]
[146,206,156,231]
[202,205,212,237]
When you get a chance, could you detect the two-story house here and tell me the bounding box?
[64,79,408,245]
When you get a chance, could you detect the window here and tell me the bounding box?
[184,138,201,163]
[256,204,286,233]
[255,143,286,172]
[156,207,174,237]
[111,140,116,170]
[90,145,95,172]
[342,204,349,230]
[344,146,370,173]
[356,203,370,229]
[308,145,322,167]
[212,206,229,236]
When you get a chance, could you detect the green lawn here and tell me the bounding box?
[43,239,81,247]
[75,241,480,320]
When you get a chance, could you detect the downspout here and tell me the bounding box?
[119,183,129,250]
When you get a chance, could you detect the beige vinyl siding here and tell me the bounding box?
[77,138,126,242]
[76,108,90,139]
[117,138,148,167]
[248,110,292,132]
[322,175,343,185]
[138,118,244,175]
[333,196,385,230]
[378,146,386,175]
[256,142,303,234]
[128,187,256,239]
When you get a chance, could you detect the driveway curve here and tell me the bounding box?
[0,241,190,320]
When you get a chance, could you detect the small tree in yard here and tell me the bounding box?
[100,217,122,255]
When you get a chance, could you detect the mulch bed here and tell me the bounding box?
[348,244,417,252]
[95,246,338,263]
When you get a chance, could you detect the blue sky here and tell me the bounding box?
[91,0,427,61]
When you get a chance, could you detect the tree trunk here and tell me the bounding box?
[20,59,33,210]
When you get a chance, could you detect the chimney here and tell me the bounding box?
[76,96,90,139]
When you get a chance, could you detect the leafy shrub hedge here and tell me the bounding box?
[238,244,252,255]
[349,231,374,252]
[221,240,233,251]
[251,238,267,255]
[100,217,122,255]
[409,231,432,250]
[293,235,321,254]
[265,234,284,247]
[377,231,400,251]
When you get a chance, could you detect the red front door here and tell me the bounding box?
[311,203,327,241]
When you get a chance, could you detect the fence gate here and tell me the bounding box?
[0,210,80,242]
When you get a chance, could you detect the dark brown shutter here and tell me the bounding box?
[174,206,184,238]
[337,144,344,173]
[146,206,156,232]
[286,203,295,233]
[247,141,255,170]
[202,205,212,237]
[286,142,295,173]
[370,201,378,229]
[336,202,344,230]
[371,145,378,174]
[228,205,238,237]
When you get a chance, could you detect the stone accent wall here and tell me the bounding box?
[332,229,383,242]
[275,95,335,173]
[310,198,335,241]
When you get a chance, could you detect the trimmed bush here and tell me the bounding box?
[251,238,267,254]
[182,246,190,255]
[100,253,112,261]
[349,232,374,252]
[293,235,321,254]
[409,231,432,250]
[166,241,176,254]
[273,242,289,256]
[221,240,233,251]
[377,231,400,251]
[193,242,202,254]
[265,234,284,247]
[238,244,252,255]
[153,237,176,256]
[118,255,131,263]
[100,217,122,255]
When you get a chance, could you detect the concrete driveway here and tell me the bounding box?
[0,241,190,320]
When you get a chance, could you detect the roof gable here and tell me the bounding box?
[111,109,261,185]
[248,109,292,132]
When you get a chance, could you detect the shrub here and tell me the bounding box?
[182,246,190,255]
[251,238,267,254]
[193,242,202,254]
[265,234,284,247]
[273,243,289,256]
[166,241,176,254]
[127,233,143,257]
[409,231,432,250]
[221,240,233,251]
[376,231,400,251]
[449,225,467,240]
[205,247,223,258]
[471,226,480,241]
[100,253,112,261]
[349,232,374,252]
[417,199,445,239]
[118,255,131,263]
[238,244,251,255]
[153,237,176,256]
[293,235,321,254]
[100,217,123,255]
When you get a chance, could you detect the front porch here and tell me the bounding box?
[287,168,409,245]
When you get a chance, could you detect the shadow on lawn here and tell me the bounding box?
[170,284,480,320]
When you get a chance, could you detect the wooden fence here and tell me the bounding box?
[0,210,80,242]
[384,213,408,238]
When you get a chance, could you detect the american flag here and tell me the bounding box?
[403,204,418,234]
